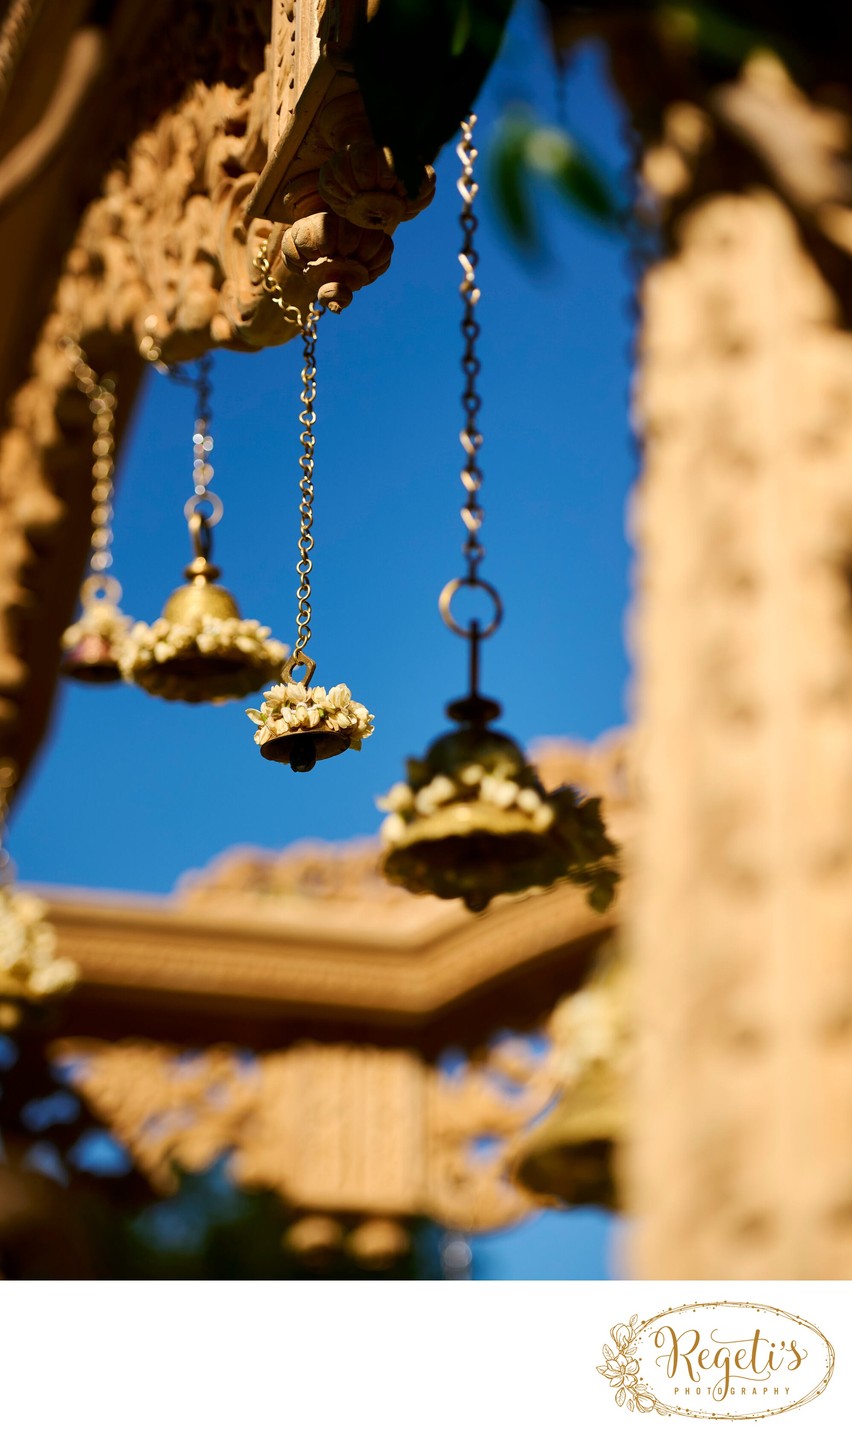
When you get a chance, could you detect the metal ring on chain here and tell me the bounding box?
[183,491,223,527]
[281,650,317,686]
[80,573,123,607]
[439,576,503,640]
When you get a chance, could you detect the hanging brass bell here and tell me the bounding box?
[247,653,374,773]
[61,577,131,685]
[379,691,618,913]
[511,946,625,1208]
[122,502,287,703]
[511,1063,622,1210]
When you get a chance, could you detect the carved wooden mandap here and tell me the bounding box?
[4,0,852,1277]
[18,735,630,1275]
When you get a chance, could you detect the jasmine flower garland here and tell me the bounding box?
[122,615,287,702]
[247,681,375,749]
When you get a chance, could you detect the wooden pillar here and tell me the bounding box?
[629,186,852,1276]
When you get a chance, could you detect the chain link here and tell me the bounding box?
[253,240,324,659]
[457,115,484,581]
[191,353,214,498]
[59,336,119,588]
[139,336,221,557]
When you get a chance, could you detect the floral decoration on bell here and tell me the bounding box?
[0,888,79,1031]
[0,762,78,1031]
[377,697,618,913]
[122,604,286,704]
[248,660,374,773]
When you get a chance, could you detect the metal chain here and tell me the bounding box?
[253,240,324,659]
[59,337,119,588]
[295,311,318,657]
[190,353,214,500]
[438,116,503,657]
[139,336,222,558]
[457,115,484,582]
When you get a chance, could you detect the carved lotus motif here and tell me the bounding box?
[318,144,435,232]
[280,212,393,311]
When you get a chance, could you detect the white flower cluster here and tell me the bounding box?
[62,600,130,652]
[247,682,374,749]
[121,616,287,701]
[549,984,623,1088]
[377,763,556,846]
[0,888,78,1016]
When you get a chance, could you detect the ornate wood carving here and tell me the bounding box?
[53,1028,558,1234]
[0,0,434,781]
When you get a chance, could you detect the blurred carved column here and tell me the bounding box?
[627,63,852,1276]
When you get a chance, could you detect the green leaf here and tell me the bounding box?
[526,125,620,225]
[488,107,622,250]
[450,0,471,57]
[489,113,537,250]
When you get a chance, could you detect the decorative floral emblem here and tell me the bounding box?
[597,1318,667,1415]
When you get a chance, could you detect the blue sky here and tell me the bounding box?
[10,4,634,1279]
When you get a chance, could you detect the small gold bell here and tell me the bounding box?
[247,653,374,773]
[511,1064,622,1210]
[122,504,287,703]
[511,948,625,1208]
[60,579,130,685]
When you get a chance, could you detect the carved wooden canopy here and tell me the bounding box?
[36,733,630,1241]
[0,0,434,783]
